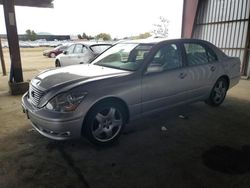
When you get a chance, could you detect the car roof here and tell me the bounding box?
[74,41,113,47]
[119,38,215,46]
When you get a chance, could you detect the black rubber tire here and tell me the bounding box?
[206,77,228,107]
[55,60,61,67]
[83,102,126,146]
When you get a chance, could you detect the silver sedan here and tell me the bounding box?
[55,42,112,67]
[22,39,241,145]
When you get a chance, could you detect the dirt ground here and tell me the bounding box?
[0,48,250,188]
[0,47,54,93]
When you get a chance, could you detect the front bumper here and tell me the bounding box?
[43,52,49,56]
[22,92,83,140]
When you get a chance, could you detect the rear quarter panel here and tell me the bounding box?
[220,56,241,89]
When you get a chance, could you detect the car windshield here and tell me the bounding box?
[92,43,153,71]
[55,45,67,50]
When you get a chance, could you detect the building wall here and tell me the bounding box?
[191,0,250,76]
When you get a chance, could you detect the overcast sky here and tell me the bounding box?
[0,0,183,39]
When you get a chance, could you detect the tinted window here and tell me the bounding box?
[184,43,217,66]
[184,43,208,65]
[207,47,217,62]
[149,43,182,71]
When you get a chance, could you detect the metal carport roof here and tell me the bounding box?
[0,0,54,8]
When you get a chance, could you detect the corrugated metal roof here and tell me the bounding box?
[0,0,54,8]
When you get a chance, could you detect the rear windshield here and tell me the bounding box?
[90,45,111,54]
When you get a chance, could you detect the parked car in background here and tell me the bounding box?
[43,44,70,58]
[22,39,240,145]
[55,42,112,67]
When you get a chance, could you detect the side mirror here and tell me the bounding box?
[63,50,68,55]
[146,65,163,74]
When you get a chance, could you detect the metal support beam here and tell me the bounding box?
[181,0,199,38]
[0,38,6,76]
[3,0,23,82]
[241,10,250,76]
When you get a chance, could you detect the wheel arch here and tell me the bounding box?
[82,96,130,134]
[55,59,61,67]
[218,75,230,89]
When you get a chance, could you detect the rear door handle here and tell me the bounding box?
[210,66,216,72]
[179,72,187,79]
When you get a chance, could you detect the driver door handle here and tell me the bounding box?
[210,66,216,72]
[179,72,187,79]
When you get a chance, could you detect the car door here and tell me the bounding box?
[141,43,192,114]
[182,42,221,99]
[67,44,86,65]
[59,44,75,66]
[77,46,95,64]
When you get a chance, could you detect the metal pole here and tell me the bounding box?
[241,4,250,76]
[3,0,24,82]
[0,38,6,76]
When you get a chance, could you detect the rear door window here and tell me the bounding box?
[184,43,217,66]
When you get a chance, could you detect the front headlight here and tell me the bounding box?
[45,91,87,112]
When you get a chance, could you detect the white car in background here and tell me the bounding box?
[55,42,112,67]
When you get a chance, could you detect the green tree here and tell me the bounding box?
[88,35,94,40]
[82,32,88,39]
[25,29,37,41]
[133,32,151,39]
[139,32,151,39]
[77,34,83,39]
[96,33,111,41]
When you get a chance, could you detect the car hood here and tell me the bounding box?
[32,64,131,90]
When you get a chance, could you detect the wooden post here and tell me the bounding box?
[3,0,23,82]
[0,38,6,76]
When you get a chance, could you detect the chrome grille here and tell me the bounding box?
[29,85,44,106]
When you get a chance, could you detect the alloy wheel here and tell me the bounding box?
[91,107,123,142]
[212,80,227,104]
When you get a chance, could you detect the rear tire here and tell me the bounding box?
[50,52,56,58]
[55,60,61,67]
[83,102,127,146]
[206,77,228,106]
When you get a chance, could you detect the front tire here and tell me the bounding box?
[84,102,126,146]
[206,77,228,106]
[55,60,61,67]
